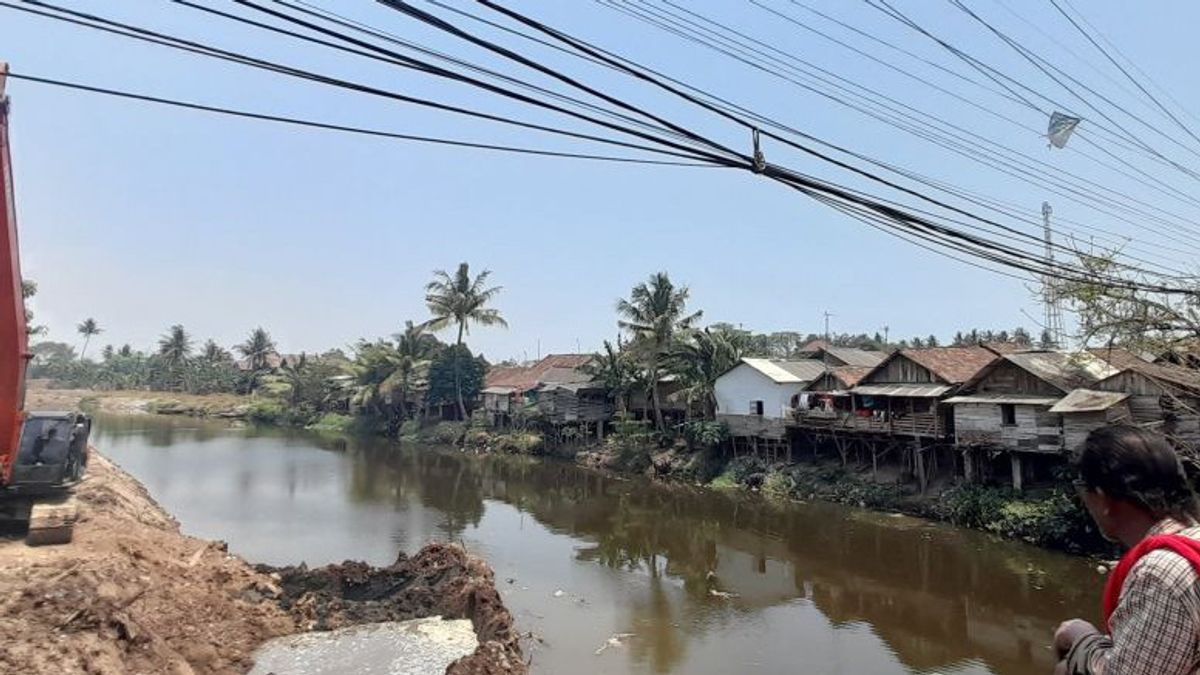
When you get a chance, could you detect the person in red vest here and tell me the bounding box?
[1054,426,1200,675]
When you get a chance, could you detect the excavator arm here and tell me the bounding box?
[0,62,29,487]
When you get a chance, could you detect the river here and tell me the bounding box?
[92,413,1100,675]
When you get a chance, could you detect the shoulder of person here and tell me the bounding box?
[1130,546,1200,595]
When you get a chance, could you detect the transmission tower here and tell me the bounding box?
[1042,202,1064,348]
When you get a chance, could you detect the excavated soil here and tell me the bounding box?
[0,453,524,674]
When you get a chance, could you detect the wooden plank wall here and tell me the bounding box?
[974,361,1063,397]
[861,355,936,384]
[954,403,1062,452]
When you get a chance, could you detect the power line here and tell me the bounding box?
[3,71,718,166]
[594,0,1200,256]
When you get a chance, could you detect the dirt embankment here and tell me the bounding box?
[0,453,525,674]
[25,384,252,418]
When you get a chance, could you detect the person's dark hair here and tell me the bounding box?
[1075,426,1200,522]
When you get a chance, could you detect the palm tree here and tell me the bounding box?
[668,327,744,420]
[201,339,231,363]
[617,272,702,431]
[76,318,101,360]
[158,324,192,391]
[581,338,639,416]
[393,320,440,420]
[425,263,507,419]
[236,327,277,372]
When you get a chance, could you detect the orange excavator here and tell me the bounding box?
[0,63,89,545]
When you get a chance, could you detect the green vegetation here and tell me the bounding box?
[424,262,507,420]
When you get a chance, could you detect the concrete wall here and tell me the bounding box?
[715,363,805,420]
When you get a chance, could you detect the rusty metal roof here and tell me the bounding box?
[894,346,998,384]
[831,366,872,388]
[1049,389,1129,413]
[739,358,827,384]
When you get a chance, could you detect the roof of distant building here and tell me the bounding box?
[894,346,997,384]
[1049,389,1130,413]
[821,347,886,367]
[738,358,828,384]
[1090,347,1200,393]
[997,351,1120,393]
[483,354,594,394]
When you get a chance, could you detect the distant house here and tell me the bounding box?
[714,358,827,440]
[1090,348,1200,447]
[480,354,609,427]
[848,346,998,439]
[945,351,1120,488]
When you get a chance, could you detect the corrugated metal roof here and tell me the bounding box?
[944,394,1061,406]
[1003,351,1120,392]
[481,386,517,395]
[823,347,887,367]
[741,358,827,384]
[852,383,953,397]
[1049,389,1129,413]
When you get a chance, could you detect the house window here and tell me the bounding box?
[1001,404,1017,426]
[750,400,764,416]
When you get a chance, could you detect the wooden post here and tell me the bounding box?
[963,448,976,484]
[915,442,927,494]
[1011,453,1024,491]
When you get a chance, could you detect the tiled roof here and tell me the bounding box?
[898,346,998,384]
[830,365,872,388]
[1091,347,1200,393]
[483,354,594,393]
[798,339,829,353]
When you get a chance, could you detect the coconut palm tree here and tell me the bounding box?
[201,339,231,364]
[581,337,640,416]
[157,324,192,391]
[236,327,277,372]
[76,318,102,360]
[668,327,745,420]
[617,272,702,431]
[425,263,507,420]
[393,320,440,420]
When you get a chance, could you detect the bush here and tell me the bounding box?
[681,420,729,448]
[494,431,544,455]
[680,444,728,483]
[464,429,492,448]
[246,399,286,425]
[763,471,795,499]
[931,485,1108,553]
[427,421,465,445]
[308,413,356,433]
[398,420,421,440]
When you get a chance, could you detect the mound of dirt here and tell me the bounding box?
[0,454,525,674]
[264,543,526,675]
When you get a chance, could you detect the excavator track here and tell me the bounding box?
[26,496,77,546]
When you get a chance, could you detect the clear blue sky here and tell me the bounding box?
[5,1,1198,360]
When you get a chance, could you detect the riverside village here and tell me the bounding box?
[4,2,1200,675]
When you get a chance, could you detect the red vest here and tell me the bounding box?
[1104,534,1200,631]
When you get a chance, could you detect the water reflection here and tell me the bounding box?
[94,413,1098,675]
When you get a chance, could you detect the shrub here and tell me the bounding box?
[428,421,465,445]
[494,431,545,455]
[246,399,286,425]
[308,413,355,433]
[681,420,729,448]
[763,471,795,499]
[464,429,492,448]
[680,444,728,483]
[398,420,421,440]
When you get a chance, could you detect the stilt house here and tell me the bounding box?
[715,358,827,440]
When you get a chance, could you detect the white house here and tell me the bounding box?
[715,358,827,440]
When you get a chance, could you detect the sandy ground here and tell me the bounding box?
[0,453,525,674]
[25,385,252,417]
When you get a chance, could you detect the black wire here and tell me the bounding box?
[468,0,1196,293]
[3,71,719,167]
[1047,0,1200,150]
[4,0,730,166]
[597,0,1200,255]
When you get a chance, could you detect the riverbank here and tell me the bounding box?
[0,448,526,674]
[31,386,1108,556]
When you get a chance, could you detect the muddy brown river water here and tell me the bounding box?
[93,413,1101,675]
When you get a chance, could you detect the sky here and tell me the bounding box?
[4,1,1199,361]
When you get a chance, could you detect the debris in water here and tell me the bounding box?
[709,589,737,600]
[594,633,636,655]
[552,589,565,598]
[249,617,477,675]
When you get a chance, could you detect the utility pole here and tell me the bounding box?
[882,325,890,348]
[1042,202,1064,349]
[823,311,834,343]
